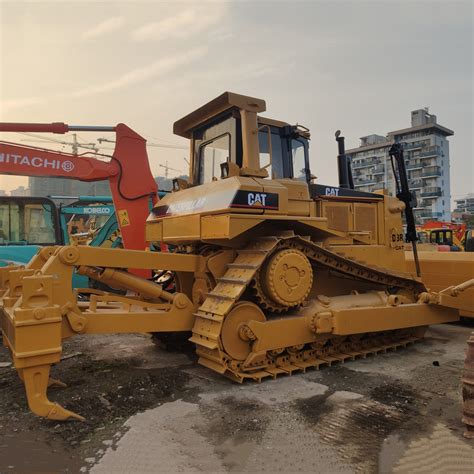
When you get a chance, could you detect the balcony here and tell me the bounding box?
[372,164,385,175]
[414,210,430,218]
[407,162,423,170]
[410,179,423,189]
[352,159,379,169]
[415,210,443,219]
[403,142,425,150]
[422,166,441,178]
[354,178,376,186]
[419,145,442,158]
[420,187,442,198]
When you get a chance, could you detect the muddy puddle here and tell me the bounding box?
[0,429,80,472]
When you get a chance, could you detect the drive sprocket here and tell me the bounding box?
[253,247,313,312]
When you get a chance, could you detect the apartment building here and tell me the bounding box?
[346,108,453,222]
[454,193,474,215]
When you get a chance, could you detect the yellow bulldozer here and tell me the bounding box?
[0,92,472,423]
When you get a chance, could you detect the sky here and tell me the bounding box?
[0,0,472,204]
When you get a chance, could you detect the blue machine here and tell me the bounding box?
[0,192,167,286]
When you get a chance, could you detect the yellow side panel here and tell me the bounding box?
[322,202,352,232]
[145,222,163,243]
[201,215,231,239]
[201,215,263,240]
[353,203,378,243]
[288,200,311,216]
[162,215,200,241]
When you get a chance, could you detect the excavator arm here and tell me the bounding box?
[0,141,117,180]
[0,122,158,255]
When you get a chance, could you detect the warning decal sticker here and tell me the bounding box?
[117,209,130,227]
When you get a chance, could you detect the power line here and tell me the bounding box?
[97,137,187,150]
[18,132,98,154]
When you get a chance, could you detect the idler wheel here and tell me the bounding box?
[221,301,266,361]
[262,249,313,307]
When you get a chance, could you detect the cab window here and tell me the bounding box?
[258,128,284,179]
[291,139,307,181]
[193,114,239,185]
[198,134,230,184]
[0,200,57,245]
[443,230,453,245]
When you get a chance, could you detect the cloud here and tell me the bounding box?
[66,47,207,98]
[131,4,228,42]
[1,96,46,114]
[1,47,207,112]
[82,16,124,39]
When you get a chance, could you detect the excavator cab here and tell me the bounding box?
[430,229,455,246]
[0,196,62,248]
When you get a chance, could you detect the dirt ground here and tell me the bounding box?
[0,322,473,473]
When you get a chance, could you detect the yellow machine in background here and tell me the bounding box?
[1,92,472,421]
[417,223,474,252]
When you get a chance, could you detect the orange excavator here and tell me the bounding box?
[0,122,159,275]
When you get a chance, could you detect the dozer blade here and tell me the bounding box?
[406,251,474,317]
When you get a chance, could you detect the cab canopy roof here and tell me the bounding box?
[173,92,266,139]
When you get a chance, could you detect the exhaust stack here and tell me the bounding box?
[335,130,354,190]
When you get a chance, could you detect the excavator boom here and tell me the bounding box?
[0,141,116,180]
[0,122,158,253]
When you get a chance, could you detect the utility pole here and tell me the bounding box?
[158,161,182,178]
[72,134,78,155]
[19,132,97,154]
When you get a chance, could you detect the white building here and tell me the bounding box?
[346,108,453,222]
[454,193,474,215]
[10,185,30,196]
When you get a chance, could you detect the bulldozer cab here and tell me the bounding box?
[174,92,311,186]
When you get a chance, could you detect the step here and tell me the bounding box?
[226,262,260,270]
[216,276,249,285]
[206,292,235,301]
[189,335,218,350]
[193,311,224,322]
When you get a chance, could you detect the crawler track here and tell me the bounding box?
[190,233,426,381]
